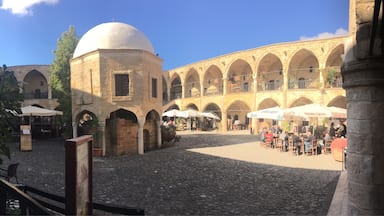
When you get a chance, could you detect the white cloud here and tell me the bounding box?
[300,28,348,41]
[1,0,59,16]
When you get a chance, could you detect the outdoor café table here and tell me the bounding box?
[331,138,347,161]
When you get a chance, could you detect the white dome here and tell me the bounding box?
[73,22,154,58]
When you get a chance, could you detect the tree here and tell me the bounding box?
[50,26,79,137]
[0,65,23,165]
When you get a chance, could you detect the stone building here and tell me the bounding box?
[162,34,348,133]
[70,22,163,156]
[9,65,58,109]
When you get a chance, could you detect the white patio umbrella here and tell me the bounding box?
[247,106,285,120]
[21,105,63,116]
[178,109,202,118]
[326,106,347,119]
[162,109,182,117]
[201,112,221,120]
[284,103,332,119]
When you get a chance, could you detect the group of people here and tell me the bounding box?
[260,120,347,155]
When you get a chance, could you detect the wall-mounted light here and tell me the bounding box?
[279,69,283,75]
[309,66,313,73]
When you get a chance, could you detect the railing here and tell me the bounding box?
[0,179,144,215]
[257,82,283,91]
[288,79,320,89]
[0,179,51,215]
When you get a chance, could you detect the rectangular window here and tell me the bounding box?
[152,78,157,98]
[115,74,129,96]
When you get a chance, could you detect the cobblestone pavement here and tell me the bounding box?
[5,131,340,215]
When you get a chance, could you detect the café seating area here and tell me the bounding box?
[262,133,338,157]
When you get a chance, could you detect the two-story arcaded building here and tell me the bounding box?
[162,35,348,132]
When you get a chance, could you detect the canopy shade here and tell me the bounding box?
[247,107,285,120]
[201,112,221,120]
[326,106,347,119]
[21,105,63,117]
[284,104,332,119]
[162,109,183,117]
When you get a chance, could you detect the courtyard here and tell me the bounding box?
[5,130,342,215]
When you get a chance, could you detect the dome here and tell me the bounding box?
[73,22,154,58]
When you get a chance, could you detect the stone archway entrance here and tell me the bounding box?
[105,109,138,155]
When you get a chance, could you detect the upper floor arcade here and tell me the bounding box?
[162,36,348,104]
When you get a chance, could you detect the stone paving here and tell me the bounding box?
[4,131,341,215]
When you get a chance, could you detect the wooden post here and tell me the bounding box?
[65,135,93,215]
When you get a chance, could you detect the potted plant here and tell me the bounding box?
[79,114,102,156]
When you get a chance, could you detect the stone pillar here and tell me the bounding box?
[221,111,228,132]
[342,58,384,215]
[99,123,106,156]
[157,120,162,148]
[223,78,228,95]
[342,0,384,214]
[137,118,144,155]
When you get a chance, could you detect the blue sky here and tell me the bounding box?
[0,0,349,70]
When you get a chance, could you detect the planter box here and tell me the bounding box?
[331,138,347,161]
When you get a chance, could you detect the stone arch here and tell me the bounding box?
[203,65,223,96]
[170,74,182,100]
[257,53,284,91]
[106,109,139,155]
[325,44,344,88]
[144,109,160,152]
[226,100,251,130]
[203,103,222,120]
[162,76,168,103]
[184,68,201,98]
[186,103,199,111]
[288,49,320,89]
[165,104,180,111]
[227,59,253,94]
[327,96,346,108]
[23,70,48,99]
[257,98,280,110]
[252,98,281,132]
[289,97,313,107]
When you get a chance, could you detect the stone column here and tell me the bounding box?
[157,120,162,148]
[342,0,384,214]
[99,123,106,156]
[221,111,228,132]
[137,118,144,155]
[342,58,384,215]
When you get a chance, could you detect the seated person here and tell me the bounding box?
[264,130,274,147]
[292,133,301,155]
[303,131,313,153]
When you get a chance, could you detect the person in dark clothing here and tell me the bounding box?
[337,120,347,137]
[329,122,336,138]
[292,134,301,155]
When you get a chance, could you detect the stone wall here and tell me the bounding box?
[106,118,138,155]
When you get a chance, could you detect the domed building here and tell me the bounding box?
[71,22,163,156]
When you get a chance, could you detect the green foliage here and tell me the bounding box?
[50,26,79,137]
[0,65,23,165]
[326,69,336,85]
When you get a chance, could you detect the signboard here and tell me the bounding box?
[65,135,93,215]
